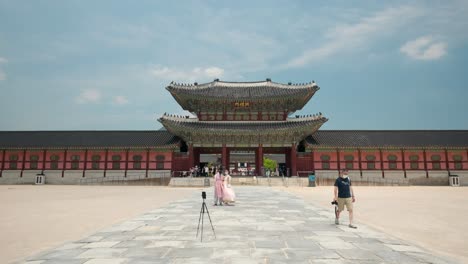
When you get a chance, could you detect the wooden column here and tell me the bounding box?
[256,144,263,176]
[379,148,385,178]
[311,147,315,172]
[145,148,150,178]
[226,148,230,171]
[42,149,47,172]
[221,144,228,170]
[401,149,406,178]
[103,149,108,178]
[82,149,88,178]
[124,149,129,178]
[194,148,200,166]
[188,144,194,168]
[62,149,67,178]
[20,149,26,178]
[423,149,428,178]
[336,148,341,177]
[358,149,363,178]
[290,144,297,177]
[0,149,5,177]
[444,148,450,175]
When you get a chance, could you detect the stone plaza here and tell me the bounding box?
[22,187,456,264]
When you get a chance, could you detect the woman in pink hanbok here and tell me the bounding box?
[213,170,224,206]
[222,170,236,205]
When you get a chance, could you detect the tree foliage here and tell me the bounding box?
[263,157,277,172]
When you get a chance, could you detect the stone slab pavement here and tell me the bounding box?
[20,187,458,264]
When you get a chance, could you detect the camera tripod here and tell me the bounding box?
[196,194,216,242]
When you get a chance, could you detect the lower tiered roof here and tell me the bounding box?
[158,114,328,147]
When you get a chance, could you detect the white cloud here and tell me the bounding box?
[149,65,224,82]
[0,57,7,64]
[400,36,447,60]
[75,89,101,104]
[114,95,129,105]
[283,6,422,68]
[201,67,224,78]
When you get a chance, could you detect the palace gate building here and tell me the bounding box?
[0,79,467,185]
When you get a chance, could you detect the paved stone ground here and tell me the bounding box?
[21,187,457,264]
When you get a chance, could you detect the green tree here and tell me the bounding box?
[263,157,277,172]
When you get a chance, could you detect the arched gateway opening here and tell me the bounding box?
[159,79,328,177]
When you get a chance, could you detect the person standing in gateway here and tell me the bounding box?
[333,169,357,228]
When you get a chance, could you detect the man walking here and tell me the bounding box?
[333,169,357,228]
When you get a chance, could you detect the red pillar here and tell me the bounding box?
[336,148,341,177]
[423,149,428,178]
[311,147,315,172]
[226,148,230,171]
[401,149,406,178]
[379,148,385,178]
[103,149,108,178]
[20,149,26,178]
[62,149,67,178]
[194,148,200,166]
[82,149,88,178]
[222,144,228,170]
[291,144,297,177]
[145,148,150,178]
[357,149,362,178]
[256,144,263,176]
[124,149,129,178]
[444,148,450,174]
[188,144,194,168]
[285,148,291,176]
[42,149,47,172]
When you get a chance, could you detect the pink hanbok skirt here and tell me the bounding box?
[215,180,224,198]
[223,184,236,202]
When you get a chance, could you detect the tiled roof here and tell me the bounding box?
[306,130,468,148]
[0,130,466,149]
[167,79,319,99]
[158,114,328,133]
[0,131,180,149]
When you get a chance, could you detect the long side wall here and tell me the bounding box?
[0,149,176,184]
[296,149,468,186]
[0,170,171,185]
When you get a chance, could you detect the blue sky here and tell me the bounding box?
[0,0,467,130]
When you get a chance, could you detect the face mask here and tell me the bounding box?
[342,174,348,179]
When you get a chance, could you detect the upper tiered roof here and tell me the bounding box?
[166,79,319,113]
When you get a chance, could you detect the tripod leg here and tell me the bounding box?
[201,205,204,242]
[196,202,204,238]
[204,202,216,239]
